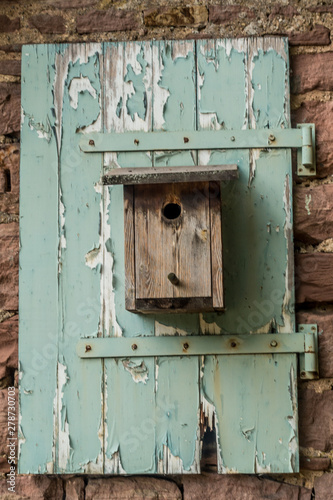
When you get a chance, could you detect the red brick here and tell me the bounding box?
[292,101,333,178]
[144,6,208,27]
[29,14,66,34]
[269,4,298,18]
[0,15,20,33]
[0,83,20,136]
[291,52,333,94]
[77,9,140,33]
[297,310,333,378]
[0,44,22,53]
[300,456,331,471]
[289,24,330,46]
[294,184,333,244]
[295,254,333,304]
[308,6,333,13]
[65,477,85,500]
[48,0,98,7]
[0,223,19,311]
[299,387,333,452]
[0,60,21,77]
[182,474,311,500]
[314,473,333,500]
[86,477,182,500]
[0,475,64,499]
[0,144,20,215]
[209,5,255,24]
[0,315,18,380]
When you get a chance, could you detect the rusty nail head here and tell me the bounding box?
[89,139,95,146]
[131,343,138,351]
[269,134,275,142]
[300,326,304,331]
[184,137,189,143]
[134,139,139,145]
[270,340,278,347]
[311,326,316,332]
[85,344,92,352]
[300,371,306,378]
[183,342,189,350]
[230,341,237,348]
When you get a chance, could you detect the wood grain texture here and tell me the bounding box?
[134,182,211,299]
[103,164,238,185]
[123,185,136,311]
[209,182,224,309]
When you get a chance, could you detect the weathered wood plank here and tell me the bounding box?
[197,37,297,473]
[19,44,59,473]
[152,39,201,474]
[209,182,224,309]
[134,181,211,299]
[123,185,136,311]
[103,164,238,185]
[103,41,157,474]
[55,43,104,473]
[202,354,298,473]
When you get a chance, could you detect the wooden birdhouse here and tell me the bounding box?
[103,164,238,313]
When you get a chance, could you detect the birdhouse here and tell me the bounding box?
[103,164,238,313]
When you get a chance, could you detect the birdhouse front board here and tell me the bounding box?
[19,38,315,476]
[124,181,224,313]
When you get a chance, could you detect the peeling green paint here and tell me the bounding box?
[198,45,247,129]
[157,42,196,131]
[252,49,287,129]
[124,49,148,122]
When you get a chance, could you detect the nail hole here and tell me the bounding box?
[162,202,182,221]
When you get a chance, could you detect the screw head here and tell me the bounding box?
[85,344,92,352]
[230,341,237,348]
[89,139,95,146]
[131,343,138,351]
[230,136,235,142]
[269,134,275,142]
[183,137,189,143]
[270,340,278,347]
[183,342,189,350]
[134,139,139,145]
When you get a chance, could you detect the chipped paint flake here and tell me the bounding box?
[68,75,97,110]
[122,359,149,384]
[281,173,294,333]
[199,314,221,335]
[57,362,71,471]
[155,321,188,337]
[158,443,200,474]
[85,245,102,269]
[255,453,271,473]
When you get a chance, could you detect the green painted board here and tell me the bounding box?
[19,38,297,474]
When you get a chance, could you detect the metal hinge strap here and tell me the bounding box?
[79,125,316,176]
[77,327,318,379]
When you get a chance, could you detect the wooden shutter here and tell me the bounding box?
[19,38,296,474]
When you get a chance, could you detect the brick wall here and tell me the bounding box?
[1,0,333,498]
